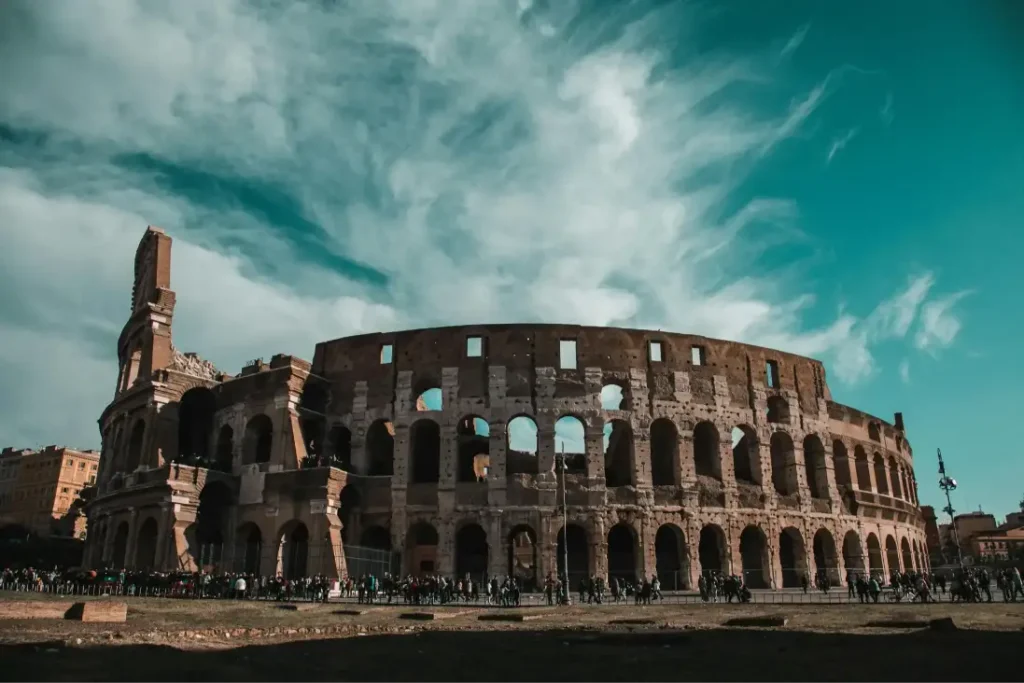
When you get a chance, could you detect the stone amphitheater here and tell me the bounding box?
[83,227,928,590]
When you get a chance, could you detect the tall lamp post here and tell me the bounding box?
[558,443,571,605]
[937,448,964,570]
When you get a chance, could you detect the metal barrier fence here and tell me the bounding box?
[0,580,1013,605]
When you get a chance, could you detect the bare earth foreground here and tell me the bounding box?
[1,594,1021,681]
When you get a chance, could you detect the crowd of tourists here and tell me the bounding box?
[2,564,1021,605]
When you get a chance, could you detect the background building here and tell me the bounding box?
[0,446,99,538]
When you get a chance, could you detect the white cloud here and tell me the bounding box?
[0,0,965,451]
[827,127,859,163]
[915,292,971,353]
[880,93,894,125]
[779,23,810,58]
[899,360,910,384]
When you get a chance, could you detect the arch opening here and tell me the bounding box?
[740,525,770,589]
[298,383,328,465]
[693,421,722,480]
[328,424,353,471]
[900,537,913,573]
[770,431,797,496]
[359,526,391,551]
[195,481,233,569]
[508,526,537,590]
[454,523,489,580]
[779,527,807,588]
[415,387,442,412]
[554,416,587,473]
[111,522,130,569]
[600,382,627,410]
[832,440,851,488]
[813,528,839,583]
[607,523,637,583]
[135,518,159,571]
[556,524,589,590]
[280,522,309,579]
[507,416,539,475]
[603,419,634,487]
[214,425,234,472]
[842,531,865,576]
[410,419,441,484]
[365,419,394,476]
[889,457,903,499]
[698,524,727,577]
[236,523,262,575]
[177,387,217,466]
[457,415,490,482]
[125,420,146,472]
[885,535,900,574]
[872,454,889,495]
[650,418,679,486]
[803,435,828,499]
[655,524,688,590]
[406,522,438,575]
[731,425,761,485]
[243,415,273,465]
[854,446,871,491]
[867,534,883,576]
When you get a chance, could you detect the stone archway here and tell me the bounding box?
[454,523,489,581]
[236,523,262,575]
[698,524,727,577]
[655,524,688,590]
[406,522,438,576]
[556,524,589,589]
[740,525,770,588]
[779,527,807,588]
[507,525,537,590]
[813,528,839,583]
[867,534,884,576]
[278,521,309,579]
[134,518,159,571]
[111,522,130,569]
[842,530,865,577]
[607,523,638,583]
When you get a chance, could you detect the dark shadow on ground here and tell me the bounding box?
[1,627,1019,681]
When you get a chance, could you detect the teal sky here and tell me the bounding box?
[0,0,1020,518]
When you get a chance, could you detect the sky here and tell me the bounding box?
[0,0,1021,519]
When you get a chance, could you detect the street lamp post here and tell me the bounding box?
[558,443,571,605]
[937,448,964,570]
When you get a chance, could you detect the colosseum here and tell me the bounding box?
[83,226,929,590]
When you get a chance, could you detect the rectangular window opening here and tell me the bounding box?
[766,360,780,388]
[559,339,577,370]
[466,336,483,358]
[691,345,706,366]
[380,344,393,365]
[648,341,663,362]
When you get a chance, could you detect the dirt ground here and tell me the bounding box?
[1,594,1021,681]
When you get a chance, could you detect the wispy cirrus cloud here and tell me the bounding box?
[827,127,860,163]
[899,359,911,384]
[0,0,964,450]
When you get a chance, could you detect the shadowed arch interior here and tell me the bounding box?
[410,419,441,483]
[454,523,489,579]
[698,524,726,577]
[365,419,394,476]
[770,431,797,495]
[731,425,760,485]
[557,524,589,590]
[779,527,806,588]
[693,421,721,480]
[176,387,216,465]
[739,525,770,589]
[606,523,637,583]
[649,418,679,486]
[655,524,688,590]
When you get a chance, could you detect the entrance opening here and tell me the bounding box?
[739,525,769,588]
[731,425,760,485]
[328,424,353,471]
[556,524,589,589]
[885,535,900,573]
[243,415,273,465]
[237,523,262,575]
[779,527,806,588]
[507,526,537,590]
[603,420,634,486]
[655,524,687,590]
[507,415,539,475]
[842,531,865,576]
[214,425,234,472]
[607,523,637,583]
[770,432,797,495]
[813,528,839,583]
[693,421,721,480]
[281,522,309,579]
[803,435,828,499]
[554,415,587,473]
[698,525,726,577]
[406,522,438,575]
[457,416,490,482]
[195,481,233,569]
[867,534,883,576]
[135,518,158,570]
[454,523,489,580]
[365,419,394,476]
[177,387,216,466]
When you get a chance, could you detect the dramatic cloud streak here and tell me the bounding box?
[0,0,965,450]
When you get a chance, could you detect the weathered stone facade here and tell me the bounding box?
[84,227,929,589]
